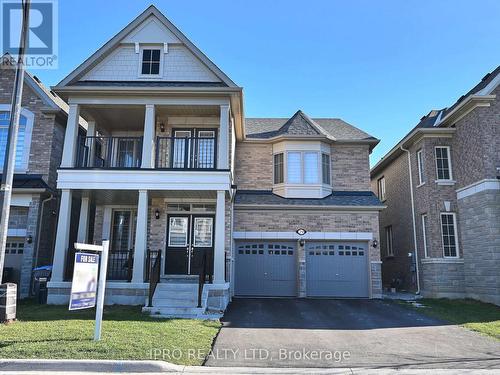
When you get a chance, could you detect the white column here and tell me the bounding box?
[77,195,90,243]
[141,104,155,168]
[61,104,80,167]
[213,190,226,284]
[218,104,229,170]
[51,190,73,282]
[132,190,148,283]
[86,120,96,166]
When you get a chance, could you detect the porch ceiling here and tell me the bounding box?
[81,105,145,131]
[82,189,217,205]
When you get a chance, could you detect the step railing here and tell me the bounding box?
[198,251,208,308]
[148,250,161,307]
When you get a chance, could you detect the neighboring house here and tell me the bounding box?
[46,6,383,316]
[370,66,500,305]
[0,55,85,297]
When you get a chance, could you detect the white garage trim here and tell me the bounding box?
[233,231,373,241]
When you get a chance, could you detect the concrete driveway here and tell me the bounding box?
[206,298,500,369]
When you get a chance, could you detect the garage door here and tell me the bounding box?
[235,242,296,297]
[306,242,369,297]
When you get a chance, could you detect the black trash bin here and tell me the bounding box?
[32,266,52,304]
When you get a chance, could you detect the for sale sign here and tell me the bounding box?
[69,252,99,310]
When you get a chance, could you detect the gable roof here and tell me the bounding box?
[55,5,238,88]
[245,110,378,145]
[371,65,500,177]
[1,53,86,127]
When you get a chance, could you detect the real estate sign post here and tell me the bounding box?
[70,241,109,341]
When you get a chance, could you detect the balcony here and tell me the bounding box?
[75,134,217,170]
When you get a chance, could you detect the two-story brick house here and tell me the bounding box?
[371,66,500,305]
[0,55,85,297]
[46,6,383,317]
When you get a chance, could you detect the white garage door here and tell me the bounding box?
[235,242,297,297]
[306,242,369,297]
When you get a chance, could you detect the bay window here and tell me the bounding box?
[274,150,330,185]
[273,153,284,184]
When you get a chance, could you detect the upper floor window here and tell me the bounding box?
[385,225,394,257]
[273,153,284,184]
[440,212,458,257]
[377,176,386,201]
[435,146,452,181]
[0,109,33,172]
[417,149,425,185]
[421,213,429,258]
[322,153,331,184]
[141,49,161,75]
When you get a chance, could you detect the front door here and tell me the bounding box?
[165,214,214,276]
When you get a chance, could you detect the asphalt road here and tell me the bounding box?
[205,298,500,369]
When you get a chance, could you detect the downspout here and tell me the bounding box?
[34,193,55,268]
[400,145,421,294]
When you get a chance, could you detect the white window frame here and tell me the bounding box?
[137,46,163,78]
[440,212,459,258]
[385,225,394,257]
[434,146,453,182]
[416,149,425,185]
[0,104,35,172]
[283,150,327,185]
[421,213,429,258]
[377,176,386,201]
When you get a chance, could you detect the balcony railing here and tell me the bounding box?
[156,136,217,169]
[74,135,217,170]
[76,136,143,168]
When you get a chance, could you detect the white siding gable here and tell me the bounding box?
[79,15,221,83]
[122,17,180,44]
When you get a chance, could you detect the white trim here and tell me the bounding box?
[232,231,373,241]
[385,225,394,257]
[440,212,459,258]
[57,169,231,191]
[421,258,464,264]
[434,146,453,181]
[137,46,163,79]
[456,179,500,199]
[421,214,428,258]
[10,194,33,207]
[416,149,425,185]
[476,72,500,95]
[435,180,456,186]
[7,228,27,237]
[0,104,35,172]
[68,96,231,106]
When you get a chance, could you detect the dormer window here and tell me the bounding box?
[140,48,161,75]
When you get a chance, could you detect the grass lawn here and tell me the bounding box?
[0,300,221,365]
[401,298,500,340]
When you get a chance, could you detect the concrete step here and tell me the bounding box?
[155,283,199,292]
[145,306,205,316]
[153,290,198,299]
[152,297,198,308]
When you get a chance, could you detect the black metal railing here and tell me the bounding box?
[107,249,134,281]
[148,250,161,307]
[198,251,208,308]
[145,249,160,282]
[155,136,217,169]
[76,136,143,168]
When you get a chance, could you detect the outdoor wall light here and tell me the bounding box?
[26,235,33,244]
[372,239,378,248]
[299,239,305,247]
[160,123,166,132]
[154,209,160,219]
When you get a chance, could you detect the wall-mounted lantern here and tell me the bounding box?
[154,209,160,220]
[372,239,378,248]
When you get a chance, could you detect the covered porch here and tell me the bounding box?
[47,188,230,307]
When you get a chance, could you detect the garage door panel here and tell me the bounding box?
[306,242,369,298]
[235,242,296,297]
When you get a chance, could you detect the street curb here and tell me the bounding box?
[0,359,183,373]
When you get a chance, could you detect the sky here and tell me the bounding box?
[31,0,500,166]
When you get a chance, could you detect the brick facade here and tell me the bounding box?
[371,82,500,304]
[1,68,66,296]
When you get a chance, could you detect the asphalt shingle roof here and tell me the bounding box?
[235,190,384,207]
[245,110,376,141]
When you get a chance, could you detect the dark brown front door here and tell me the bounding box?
[165,214,214,276]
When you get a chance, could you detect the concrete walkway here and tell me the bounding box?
[206,298,500,369]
